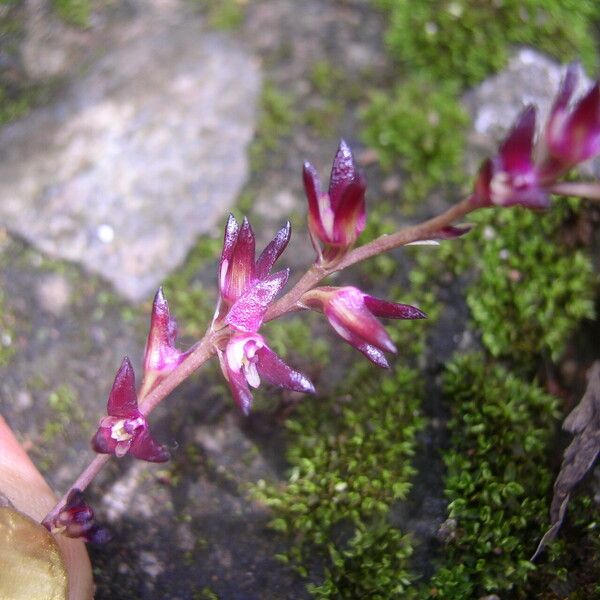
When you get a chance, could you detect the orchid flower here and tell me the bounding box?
[43,489,110,544]
[472,106,549,209]
[302,286,426,368]
[91,358,169,463]
[538,62,600,180]
[303,139,366,259]
[217,215,291,330]
[218,332,314,414]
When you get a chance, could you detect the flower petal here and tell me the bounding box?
[129,429,170,463]
[326,289,396,353]
[91,426,117,455]
[332,173,366,245]
[500,105,536,174]
[431,224,473,239]
[329,139,356,210]
[226,269,290,332]
[561,82,600,162]
[219,214,239,290]
[226,217,256,301]
[255,221,291,279]
[303,161,326,240]
[364,296,427,320]
[355,342,389,368]
[107,357,139,418]
[144,287,182,374]
[225,360,254,415]
[256,345,315,393]
[552,62,578,115]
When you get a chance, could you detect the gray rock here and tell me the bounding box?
[0,6,261,301]
[21,0,92,81]
[464,48,599,177]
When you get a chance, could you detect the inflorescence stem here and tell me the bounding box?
[44,194,475,526]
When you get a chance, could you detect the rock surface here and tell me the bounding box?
[0,4,261,301]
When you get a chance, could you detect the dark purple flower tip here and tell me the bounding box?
[44,489,111,544]
[219,215,257,305]
[363,295,427,320]
[107,357,138,419]
[499,105,537,174]
[91,358,169,462]
[225,269,290,333]
[256,221,291,280]
[220,333,314,414]
[541,63,600,172]
[329,139,356,208]
[430,224,473,240]
[143,287,184,376]
[303,141,367,252]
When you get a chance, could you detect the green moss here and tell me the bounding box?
[360,77,469,209]
[42,384,84,442]
[425,353,560,598]
[248,81,297,172]
[262,313,330,366]
[455,202,595,363]
[161,234,221,337]
[376,0,600,87]
[52,0,90,28]
[0,289,15,367]
[251,365,423,593]
[189,0,245,31]
[308,524,415,599]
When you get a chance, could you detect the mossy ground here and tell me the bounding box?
[1,0,599,597]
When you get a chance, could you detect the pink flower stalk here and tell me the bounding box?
[217,215,291,329]
[218,332,314,415]
[303,140,367,258]
[472,106,550,209]
[143,287,187,380]
[539,62,600,179]
[92,358,169,463]
[302,286,426,368]
[43,489,110,544]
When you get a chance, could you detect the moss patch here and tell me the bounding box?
[425,353,560,598]
[52,0,90,28]
[251,364,423,594]
[375,0,600,86]
[248,81,297,172]
[360,77,469,208]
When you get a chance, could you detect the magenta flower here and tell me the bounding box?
[472,106,549,209]
[217,215,291,330]
[303,140,367,257]
[218,332,315,415]
[43,489,110,544]
[143,287,187,379]
[539,62,600,179]
[302,286,426,368]
[91,357,169,463]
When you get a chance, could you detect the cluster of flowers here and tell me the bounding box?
[45,62,600,542]
[472,62,600,209]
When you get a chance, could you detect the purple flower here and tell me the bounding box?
[218,332,314,415]
[303,140,367,257]
[472,106,549,209]
[91,358,169,463]
[302,286,426,368]
[43,489,110,544]
[143,287,187,379]
[539,62,600,178]
[217,215,290,330]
